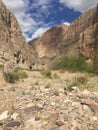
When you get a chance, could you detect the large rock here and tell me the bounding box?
[29,4,98,68]
[0,0,35,68]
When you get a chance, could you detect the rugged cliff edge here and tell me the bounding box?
[29,4,98,69]
[0,0,35,69]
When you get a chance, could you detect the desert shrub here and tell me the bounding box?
[66,76,88,91]
[14,67,28,78]
[4,72,19,83]
[41,70,52,79]
[52,56,92,73]
[4,67,28,83]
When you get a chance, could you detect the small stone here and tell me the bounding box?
[55,120,64,127]
[71,86,79,91]
[81,99,96,105]
[94,125,98,130]
[92,116,97,121]
[0,122,3,126]
[51,102,56,106]
[37,103,44,109]
[81,99,98,111]
[5,121,21,128]
[3,128,11,130]
[72,102,81,107]
[35,116,40,121]
[83,105,91,111]
[54,91,59,96]
[3,128,8,130]
[11,113,19,120]
[0,111,9,121]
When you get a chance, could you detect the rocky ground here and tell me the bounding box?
[0,70,98,130]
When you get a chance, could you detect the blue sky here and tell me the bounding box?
[3,0,98,41]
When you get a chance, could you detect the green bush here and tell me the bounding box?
[93,55,98,74]
[52,56,93,73]
[4,72,19,83]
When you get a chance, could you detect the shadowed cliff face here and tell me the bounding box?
[0,0,35,68]
[29,4,98,69]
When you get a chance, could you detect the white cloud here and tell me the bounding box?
[3,0,25,10]
[31,27,49,39]
[2,0,53,41]
[3,0,35,34]
[63,22,70,26]
[2,0,98,42]
[59,0,98,12]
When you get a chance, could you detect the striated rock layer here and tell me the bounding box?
[0,0,35,68]
[29,4,98,69]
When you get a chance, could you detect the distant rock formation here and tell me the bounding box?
[29,4,98,68]
[0,0,35,69]
[28,24,69,58]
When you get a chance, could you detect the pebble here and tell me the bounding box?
[55,120,64,127]
[0,80,98,130]
[5,121,21,128]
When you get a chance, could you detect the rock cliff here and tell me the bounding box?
[62,4,98,60]
[29,4,98,68]
[0,0,35,69]
[29,25,69,58]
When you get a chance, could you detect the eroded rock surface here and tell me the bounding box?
[0,0,35,68]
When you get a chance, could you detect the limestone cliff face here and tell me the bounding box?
[29,25,69,58]
[29,4,98,69]
[0,0,35,68]
[62,5,98,60]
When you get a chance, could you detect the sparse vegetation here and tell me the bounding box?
[14,67,28,78]
[4,67,28,83]
[4,72,19,83]
[30,80,39,89]
[52,56,94,73]
[66,75,95,91]
[41,70,52,79]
